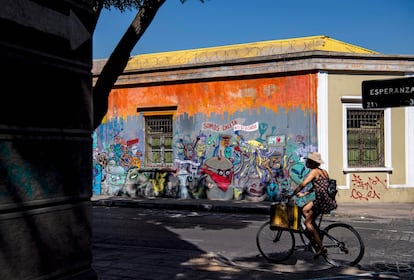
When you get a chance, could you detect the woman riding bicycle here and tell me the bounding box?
[289,152,337,257]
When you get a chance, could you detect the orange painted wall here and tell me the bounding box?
[93,73,319,197]
[105,74,318,122]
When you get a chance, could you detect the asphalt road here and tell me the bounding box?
[91,206,414,280]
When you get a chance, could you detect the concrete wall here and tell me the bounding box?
[93,74,322,201]
[0,0,96,279]
[327,74,414,203]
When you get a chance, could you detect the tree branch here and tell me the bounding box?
[93,0,166,129]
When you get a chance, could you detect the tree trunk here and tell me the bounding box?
[93,0,166,129]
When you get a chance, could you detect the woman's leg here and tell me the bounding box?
[302,202,324,253]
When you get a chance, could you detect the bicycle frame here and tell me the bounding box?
[256,202,365,266]
[295,210,323,252]
[296,210,364,266]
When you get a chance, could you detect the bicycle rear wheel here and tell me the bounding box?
[256,221,295,263]
[321,222,365,266]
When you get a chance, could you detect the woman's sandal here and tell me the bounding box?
[314,247,327,258]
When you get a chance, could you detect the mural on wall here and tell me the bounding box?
[93,74,319,201]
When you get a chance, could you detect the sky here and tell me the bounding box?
[92,0,414,60]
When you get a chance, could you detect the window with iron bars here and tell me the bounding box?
[144,115,173,167]
[347,109,384,168]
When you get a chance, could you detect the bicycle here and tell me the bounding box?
[256,198,365,267]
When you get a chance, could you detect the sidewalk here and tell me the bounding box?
[91,195,414,221]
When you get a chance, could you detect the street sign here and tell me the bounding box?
[362,77,414,109]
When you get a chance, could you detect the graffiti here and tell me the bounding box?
[123,168,152,197]
[174,159,201,199]
[350,174,387,201]
[202,119,241,132]
[233,122,259,132]
[102,160,126,195]
[186,174,207,199]
[200,156,234,200]
[256,122,269,143]
[165,173,180,198]
[151,171,167,196]
[92,134,144,195]
[92,162,103,195]
[93,117,318,202]
[267,135,286,147]
[214,134,233,160]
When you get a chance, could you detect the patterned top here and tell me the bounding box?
[312,174,337,214]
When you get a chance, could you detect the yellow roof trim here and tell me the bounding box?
[125,35,377,70]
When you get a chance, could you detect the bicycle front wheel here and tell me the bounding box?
[256,221,295,263]
[321,222,365,266]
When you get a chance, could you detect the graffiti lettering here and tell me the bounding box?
[350,188,381,201]
[233,122,259,132]
[202,119,241,132]
[202,122,220,131]
[222,119,238,131]
[350,173,387,201]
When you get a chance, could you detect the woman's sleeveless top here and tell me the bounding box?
[312,175,337,214]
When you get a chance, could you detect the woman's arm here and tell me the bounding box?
[291,169,316,196]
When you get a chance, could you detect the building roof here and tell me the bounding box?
[122,35,377,71]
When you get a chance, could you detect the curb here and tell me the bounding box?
[91,197,271,214]
[91,196,414,221]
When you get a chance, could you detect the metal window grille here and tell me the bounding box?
[145,115,173,167]
[347,109,384,168]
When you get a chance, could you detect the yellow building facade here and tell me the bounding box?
[93,35,414,204]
